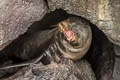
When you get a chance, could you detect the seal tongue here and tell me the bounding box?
[64,30,75,40]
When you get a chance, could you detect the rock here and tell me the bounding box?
[113,44,120,80]
[85,25,115,80]
[47,0,120,46]
[0,0,48,51]
[93,39,114,80]
[113,57,120,80]
[2,59,95,80]
[114,44,120,56]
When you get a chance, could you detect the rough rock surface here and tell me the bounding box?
[2,59,96,80]
[113,45,120,80]
[47,0,120,46]
[0,0,48,50]
[85,25,115,80]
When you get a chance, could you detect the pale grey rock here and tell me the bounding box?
[0,0,48,50]
[113,57,120,80]
[47,0,120,46]
[2,59,96,80]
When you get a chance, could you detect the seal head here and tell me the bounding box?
[57,17,92,60]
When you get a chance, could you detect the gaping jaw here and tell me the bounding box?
[58,21,77,42]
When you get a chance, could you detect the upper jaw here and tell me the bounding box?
[58,21,78,42]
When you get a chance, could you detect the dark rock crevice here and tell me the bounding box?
[0,8,116,80]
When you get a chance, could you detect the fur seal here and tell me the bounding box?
[0,17,92,69]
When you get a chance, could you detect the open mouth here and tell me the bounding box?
[58,21,77,42]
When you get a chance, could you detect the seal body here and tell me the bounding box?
[2,28,56,62]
